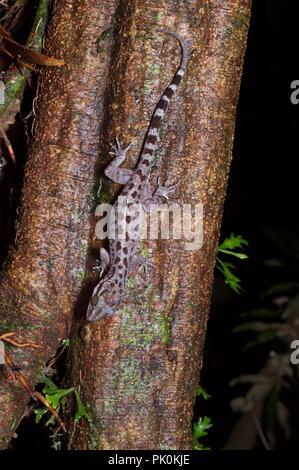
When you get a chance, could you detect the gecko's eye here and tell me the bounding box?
[90,294,98,306]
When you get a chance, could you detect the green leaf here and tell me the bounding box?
[35,375,88,427]
[217,233,249,293]
[74,390,89,422]
[38,375,60,394]
[192,416,213,440]
[38,375,74,409]
[195,385,211,400]
[33,407,48,424]
[192,416,213,450]
[43,387,74,410]
[218,233,248,251]
[216,258,243,294]
[217,249,248,260]
[61,338,70,348]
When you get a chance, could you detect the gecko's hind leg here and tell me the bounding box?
[105,137,133,185]
[93,247,110,277]
[141,178,177,210]
[153,177,177,201]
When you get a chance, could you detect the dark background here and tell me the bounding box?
[199,0,299,450]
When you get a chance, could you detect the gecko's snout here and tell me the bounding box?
[86,295,115,322]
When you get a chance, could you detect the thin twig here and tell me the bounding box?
[4,351,37,401]
[3,350,67,433]
[34,391,67,433]
[0,128,17,168]
[0,332,42,349]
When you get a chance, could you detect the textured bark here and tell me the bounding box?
[66,0,252,450]
[0,0,117,446]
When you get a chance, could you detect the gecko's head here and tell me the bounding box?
[86,278,120,322]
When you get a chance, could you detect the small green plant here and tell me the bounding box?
[195,385,211,401]
[61,338,70,348]
[192,386,212,450]
[192,416,213,450]
[217,233,248,293]
[34,375,89,427]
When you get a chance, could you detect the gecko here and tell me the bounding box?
[87,30,190,322]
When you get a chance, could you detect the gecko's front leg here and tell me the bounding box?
[105,137,133,185]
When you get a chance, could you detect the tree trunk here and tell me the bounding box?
[66,0,252,450]
[0,0,116,447]
[0,0,251,449]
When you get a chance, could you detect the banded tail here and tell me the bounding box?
[138,31,190,172]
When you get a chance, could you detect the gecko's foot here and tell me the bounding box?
[109,137,132,158]
[153,177,177,201]
[92,262,105,277]
[141,178,177,210]
[92,247,110,277]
